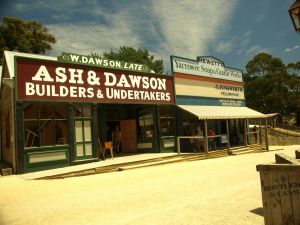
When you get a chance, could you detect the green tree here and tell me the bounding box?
[0,16,56,64]
[286,61,300,126]
[92,46,164,74]
[244,53,288,114]
[245,53,300,126]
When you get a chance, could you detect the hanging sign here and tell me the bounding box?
[57,52,153,73]
[16,57,174,104]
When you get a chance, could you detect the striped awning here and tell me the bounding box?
[178,105,267,120]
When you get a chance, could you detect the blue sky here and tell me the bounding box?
[0,0,299,73]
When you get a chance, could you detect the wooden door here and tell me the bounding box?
[120,120,137,152]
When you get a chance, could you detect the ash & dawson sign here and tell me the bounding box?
[16,57,174,104]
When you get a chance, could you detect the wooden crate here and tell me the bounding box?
[256,164,300,225]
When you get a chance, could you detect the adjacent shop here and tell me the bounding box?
[172,55,267,153]
[1,51,175,173]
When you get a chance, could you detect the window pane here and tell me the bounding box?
[24,104,39,119]
[24,121,39,147]
[40,119,54,146]
[75,121,83,142]
[83,104,91,117]
[56,120,68,144]
[85,143,92,156]
[55,104,67,119]
[40,104,55,119]
[84,120,92,141]
[76,144,84,156]
[73,104,82,117]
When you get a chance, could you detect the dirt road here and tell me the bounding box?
[1,145,298,225]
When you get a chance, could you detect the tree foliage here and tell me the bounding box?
[0,16,56,64]
[92,46,164,74]
[245,52,300,126]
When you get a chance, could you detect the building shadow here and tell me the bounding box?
[249,207,264,217]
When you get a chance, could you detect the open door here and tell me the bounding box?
[120,120,137,153]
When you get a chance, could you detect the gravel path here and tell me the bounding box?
[0,145,299,225]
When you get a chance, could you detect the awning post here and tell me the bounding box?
[243,119,247,146]
[226,119,230,153]
[259,120,263,147]
[204,119,208,154]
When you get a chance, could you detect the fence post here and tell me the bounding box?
[265,119,269,151]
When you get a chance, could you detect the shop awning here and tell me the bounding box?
[178,105,267,120]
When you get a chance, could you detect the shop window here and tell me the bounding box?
[159,106,175,136]
[24,103,68,147]
[138,110,154,139]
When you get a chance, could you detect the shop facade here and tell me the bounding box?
[171,55,267,153]
[1,51,268,174]
[1,51,175,173]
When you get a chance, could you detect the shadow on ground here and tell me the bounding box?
[250,207,264,217]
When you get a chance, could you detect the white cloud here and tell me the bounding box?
[216,41,233,54]
[245,45,269,56]
[284,45,300,53]
[47,0,239,72]
[214,30,252,55]
[48,20,143,56]
[14,3,26,11]
[150,0,238,59]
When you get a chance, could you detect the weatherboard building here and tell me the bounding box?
[0,51,268,174]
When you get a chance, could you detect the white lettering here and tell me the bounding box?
[32,65,54,82]
[68,69,84,84]
[142,77,149,89]
[87,88,94,98]
[149,77,158,89]
[128,75,141,88]
[117,74,131,87]
[70,86,77,97]
[60,86,69,97]
[55,67,67,83]
[87,70,100,85]
[25,82,35,95]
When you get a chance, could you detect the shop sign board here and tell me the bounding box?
[175,77,244,100]
[171,55,243,83]
[16,57,174,105]
[57,52,153,73]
